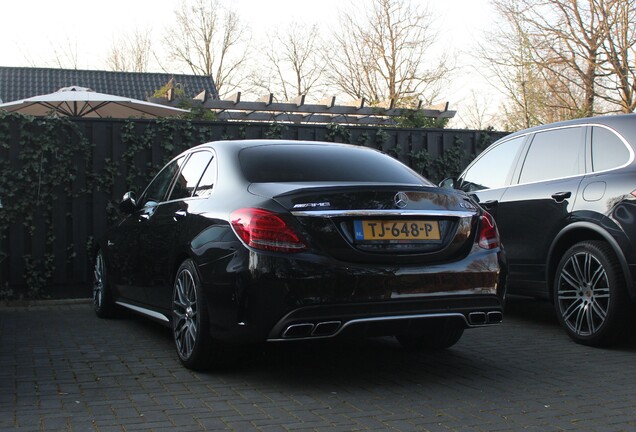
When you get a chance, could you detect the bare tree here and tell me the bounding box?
[483,0,636,129]
[324,0,451,106]
[458,90,498,130]
[597,0,636,113]
[50,35,80,70]
[106,28,153,72]
[478,3,538,129]
[163,0,250,98]
[250,23,326,101]
[489,0,605,120]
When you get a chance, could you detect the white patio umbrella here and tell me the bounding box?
[0,86,189,118]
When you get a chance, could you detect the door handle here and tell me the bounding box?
[173,210,187,221]
[551,191,572,202]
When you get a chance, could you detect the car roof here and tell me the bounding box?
[172,140,394,190]
[500,113,636,147]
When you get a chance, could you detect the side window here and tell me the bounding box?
[519,127,584,184]
[194,157,216,198]
[168,151,214,201]
[460,136,525,192]
[591,127,630,172]
[142,157,184,205]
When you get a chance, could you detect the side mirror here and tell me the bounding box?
[439,177,458,190]
[119,191,137,214]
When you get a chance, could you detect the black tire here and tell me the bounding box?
[396,319,465,351]
[554,240,631,347]
[172,259,215,370]
[92,250,117,318]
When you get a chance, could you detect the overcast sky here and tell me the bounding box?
[1,0,498,126]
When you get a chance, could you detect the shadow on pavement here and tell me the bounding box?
[504,294,559,325]
[503,293,636,351]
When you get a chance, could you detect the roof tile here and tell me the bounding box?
[0,67,218,103]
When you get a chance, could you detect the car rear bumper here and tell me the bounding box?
[200,245,507,343]
[266,294,503,341]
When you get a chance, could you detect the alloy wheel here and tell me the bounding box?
[173,268,199,360]
[557,251,610,337]
[93,253,105,310]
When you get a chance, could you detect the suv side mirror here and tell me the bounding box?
[119,191,138,214]
[439,177,458,190]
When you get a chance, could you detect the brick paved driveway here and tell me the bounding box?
[1,296,636,431]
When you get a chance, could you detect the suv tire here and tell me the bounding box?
[554,241,631,346]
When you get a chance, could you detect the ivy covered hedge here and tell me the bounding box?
[0,113,90,298]
[0,112,504,299]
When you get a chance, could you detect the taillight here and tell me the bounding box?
[230,208,307,253]
[478,211,500,250]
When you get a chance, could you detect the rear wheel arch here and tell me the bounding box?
[547,222,631,301]
[172,258,213,370]
[171,252,193,287]
[172,257,241,370]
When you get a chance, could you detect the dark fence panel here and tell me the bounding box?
[0,117,507,299]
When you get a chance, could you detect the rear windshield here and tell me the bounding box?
[239,144,428,184]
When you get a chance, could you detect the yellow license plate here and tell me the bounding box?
[354,220,441,241]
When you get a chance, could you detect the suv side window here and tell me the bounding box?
[142,157,184,205]
[518,127,584,184]
[460,136,525,192]
[591,126,631,172]
[168,151,214,201]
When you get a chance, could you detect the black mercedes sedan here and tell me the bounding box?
[444,113,636,347]
[93,140,506,370]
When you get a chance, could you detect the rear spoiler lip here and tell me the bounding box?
[290,209,477,218]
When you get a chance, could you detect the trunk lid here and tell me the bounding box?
[249,183,481,264]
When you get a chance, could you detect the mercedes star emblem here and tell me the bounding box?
[394,192,409,209]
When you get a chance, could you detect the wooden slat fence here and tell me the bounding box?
[0,116,506,299]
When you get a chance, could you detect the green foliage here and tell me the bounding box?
[0,112,91,299]
[477,126,497,153]
[117,118,216,194]
[0,113,225,299]
[431,136,465,182]
[394,109,449,129]
[264,122,287,139]
[408,136,466,183]
[177,99,217,121]
[357,132,370,145]
[355,128,392,150]
[374,128,389,149]
[152,80,186,99]
[325,123,351,143]
[408,149,432,177]
[152,80,219,121]
[0,112,485,299]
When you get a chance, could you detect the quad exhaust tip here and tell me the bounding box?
[282,321,342,339]
[313,321,341,336]
[468,311,503,325]
[282,323,314,338]
[487,311,503,323]
[281,312,503,339]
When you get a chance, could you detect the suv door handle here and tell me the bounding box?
[173,210,187,221]
[551,191,572,202]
